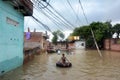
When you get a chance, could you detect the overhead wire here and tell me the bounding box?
[78,0,102,57]
[36,2,70,30]
[25,0,78,31]
[32,15,52,33]
[78,0,88,24]
[66,0,81,26]
[31,17,46,31]
[36,9,64,31]
[31,0,74,31]
[24,0,52,32]
[38,1,74,30]
[32,2,63,30]
[46,2,75,29]
[31,0,50,9]
[33,0,69,32]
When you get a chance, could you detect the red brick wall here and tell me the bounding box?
[104,39,110,50]
[24,32,43,42]
[104,39,120,51]
[24,32,50,50]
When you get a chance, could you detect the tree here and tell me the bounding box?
[56,30,65,40]
[52,32,58,45]
[90,22,111,49]
[71,21,112,49]
[90,22,109,42]
[104,21,112,38]
[72,26,91,40]
[112,24,120,38]
[52,30,65,45]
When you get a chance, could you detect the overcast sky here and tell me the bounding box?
[24,0,120,39]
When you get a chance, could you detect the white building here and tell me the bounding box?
[74,40,86,49]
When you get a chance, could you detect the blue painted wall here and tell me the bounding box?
[0,1,24,75]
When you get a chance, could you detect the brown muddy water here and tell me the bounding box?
[1,50,120,80]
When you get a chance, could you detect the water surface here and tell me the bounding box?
[1,50,120,80]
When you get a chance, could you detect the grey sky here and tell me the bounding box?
[24,0,120,38]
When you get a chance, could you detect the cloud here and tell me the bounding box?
[25,0,120,36]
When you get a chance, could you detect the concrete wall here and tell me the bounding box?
[104,39,110,50]
[104,39,120,51]
[0,1,24,75]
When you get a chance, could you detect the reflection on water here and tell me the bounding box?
[1,50,120,80]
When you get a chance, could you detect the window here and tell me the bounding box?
[6,17,19,26]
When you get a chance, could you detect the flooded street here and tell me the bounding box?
[1,50,120,80]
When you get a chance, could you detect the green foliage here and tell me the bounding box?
[112,24,120,38]
[86,36,95,48]
[72,26,91,39]
[52,30,65,45]
[90,22,109,42]
[71,21,112,49]
[57,30,65,39]
[52,34,58,45]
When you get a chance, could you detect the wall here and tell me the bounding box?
[104,39,110,50]
[104,39,120,51]
[0,1,24,75]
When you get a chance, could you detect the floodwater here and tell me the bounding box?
[1,50,120,80]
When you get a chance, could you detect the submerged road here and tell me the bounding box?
[1,49,120,80]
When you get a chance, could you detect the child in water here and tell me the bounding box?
[59,53,69,66]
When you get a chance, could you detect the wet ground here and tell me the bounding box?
[1,49,120,80]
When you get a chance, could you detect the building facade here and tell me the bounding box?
[24,30,49,51]
[0,0,33,75]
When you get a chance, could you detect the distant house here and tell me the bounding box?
[68,36,86,49]
[23,29,50,63]
[24,29,49,52]
[0,0,33,75]
[74,40,86,49]
[56,40,86,51]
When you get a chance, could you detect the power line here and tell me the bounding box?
[40,2,74,30]
[31,0,50,9]
[37,4,71,30]
[31,17,46,30]
[26,0,65,33]
[25,0,74,31]
[32,4,64,31]
[66,0,81,26]
[38,9,65,31]
[47,2,75,29]
[33,1,71,32]
[33,0,74,30]
[32,16,52,33]
[78,0,89,24]
[78,0,102,57]
[31,0,76,31]
[23,0,52,32]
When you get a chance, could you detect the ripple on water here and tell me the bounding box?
[1,50,120,80]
